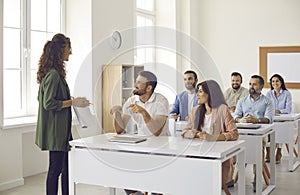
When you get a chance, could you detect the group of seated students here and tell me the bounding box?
[110,70,292,195]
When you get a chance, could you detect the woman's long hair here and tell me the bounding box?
[269,74,287,90]
[36,33,71,84]
[197,80,227,130]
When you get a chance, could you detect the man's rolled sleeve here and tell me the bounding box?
[233,99,243,119]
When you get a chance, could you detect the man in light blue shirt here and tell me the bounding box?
[234,75,274,124]
[169,70,198,121]
[234,75,274,192]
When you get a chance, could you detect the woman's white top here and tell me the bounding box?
[202,113,212,134]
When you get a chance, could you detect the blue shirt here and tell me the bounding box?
[234,94,274,123]
[169,90,198,121]
[266,89,292,114]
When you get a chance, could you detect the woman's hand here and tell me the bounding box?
[275,110,281,115]
[182,129,198,139]
[72,97,90,107]
[197,132,207,140]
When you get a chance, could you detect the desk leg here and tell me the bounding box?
[109,188,116,195]
[255,137,263,195]
[289,141,294,171]
[270,132,276,185]
[237,149,245,195]
[290,119,300,171]
[69,149,76,195]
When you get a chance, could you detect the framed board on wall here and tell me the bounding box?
[260,46,300,89]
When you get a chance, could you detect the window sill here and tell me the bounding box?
[3,116,37,130]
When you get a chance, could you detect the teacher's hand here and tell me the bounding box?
[72,97,90,107]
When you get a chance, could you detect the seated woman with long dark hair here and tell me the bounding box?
[266,74,292,164]
[182,80,239,194]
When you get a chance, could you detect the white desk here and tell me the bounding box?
[238,124,276,195]
[69,134,245,195]
[274,113,300,171]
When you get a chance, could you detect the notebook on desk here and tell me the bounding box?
[108,136,147,144]
[236,123,261,129]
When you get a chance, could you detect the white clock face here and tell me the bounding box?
[111,31,122,49]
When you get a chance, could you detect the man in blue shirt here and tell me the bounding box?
[169,70,198,121]
[234,75,274,124]
[234,75,274,192]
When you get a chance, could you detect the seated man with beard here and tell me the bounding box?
[169,70,198,121]
[224,72,248,112]
[234,75,274,192]
[110,70,169,195]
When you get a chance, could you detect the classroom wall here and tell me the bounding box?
[1,0,300,191]
[195,0,300,110]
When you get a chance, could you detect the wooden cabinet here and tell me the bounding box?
[102,64,144,133]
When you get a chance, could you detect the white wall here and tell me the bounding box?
[92,0,135,130]
[0,129,24,191]
[22,131,48,177]
[195,0,300,103]
[155,0,177,103]
[2,0,300,192]
[65,0,92,98]
[0,0,3,129]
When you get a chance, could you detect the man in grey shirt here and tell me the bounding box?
[224,72,248,112]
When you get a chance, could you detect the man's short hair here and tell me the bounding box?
[231,72,243,82]
[251,75,264,87]
[184,70,198,80]
[139,71,157,92]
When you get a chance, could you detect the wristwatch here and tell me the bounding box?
[257,118,262,123]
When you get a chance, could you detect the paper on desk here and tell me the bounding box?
[73,106,97,129]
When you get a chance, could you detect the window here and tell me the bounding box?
[135,0,155,65]
[2,0,64,119]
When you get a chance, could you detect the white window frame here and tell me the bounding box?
[135,0,156,66]
[1,0,65,127]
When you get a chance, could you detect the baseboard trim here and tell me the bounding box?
[0,178,24,191]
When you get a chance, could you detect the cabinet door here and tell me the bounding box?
[102,65,144,133]
[102,65,122,133]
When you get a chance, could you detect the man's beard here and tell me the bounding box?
[232,84,240,90]
[133,88,147,96]
[249,88,259,95]
[186,82,196,90]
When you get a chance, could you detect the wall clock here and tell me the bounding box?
[111,31,122,49]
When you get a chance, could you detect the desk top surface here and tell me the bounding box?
[237,123,274,135]
[70,133,245,159]
[274,113,300,121]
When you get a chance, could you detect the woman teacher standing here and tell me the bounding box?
[35,33,90,195]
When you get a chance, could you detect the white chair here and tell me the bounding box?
[285,101,298,157]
